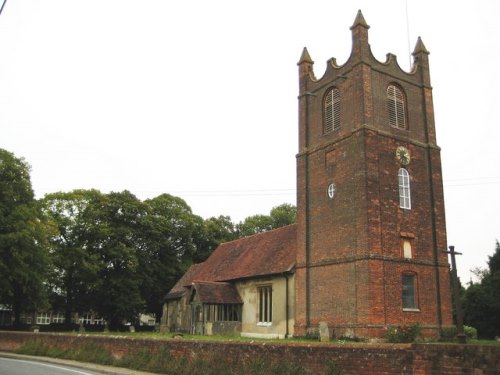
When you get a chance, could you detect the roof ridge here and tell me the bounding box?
[192,280,230,285]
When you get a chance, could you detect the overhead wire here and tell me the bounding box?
[134,176,500,198]
[0,0,7,17]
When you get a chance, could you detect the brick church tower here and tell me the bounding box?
[294,11,452,338]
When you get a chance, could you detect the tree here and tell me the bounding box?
[93,191,145,329]
[0,149,50,326]
[236,203,296,237]
[237,214,273,237]
[189,215,238,265]
[139,194,204,321]
[269,203,297,228]
[41,189,105,324]
[463,241,500,339]
[487,241,500,274]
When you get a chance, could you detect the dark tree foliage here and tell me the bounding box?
[93,191,146,329]
[201,215,237,257]
[463,241,500,339]
[139,194,204,321]
[0,149,50,326]
[2,150,297,330]
[42,190,107,324]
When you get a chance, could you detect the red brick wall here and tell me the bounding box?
[1,332,499,375]
[295,14,452,337]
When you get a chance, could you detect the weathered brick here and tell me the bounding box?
[295,12,452,338]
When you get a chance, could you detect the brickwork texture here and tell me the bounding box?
[0,332,498,375]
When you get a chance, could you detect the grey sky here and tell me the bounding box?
[1,0,499,282]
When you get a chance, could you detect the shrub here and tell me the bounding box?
[15,340,52,356]
[71,342,114,365]
[384,324,421,343]
[440,325,478,341]
[464,325,478,339]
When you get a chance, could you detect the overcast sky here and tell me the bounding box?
[1,0,499,282]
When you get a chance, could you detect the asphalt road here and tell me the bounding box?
[0,353,157,375]
[0,357,105,375]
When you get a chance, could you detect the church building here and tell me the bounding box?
[162,10,453,339]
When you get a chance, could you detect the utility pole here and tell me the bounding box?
[444,245,466,344]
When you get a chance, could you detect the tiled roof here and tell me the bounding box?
[165,224,296,300]
[165,263,204,299]
[192,281,242,304]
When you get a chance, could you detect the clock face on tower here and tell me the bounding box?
[396,146,410,166]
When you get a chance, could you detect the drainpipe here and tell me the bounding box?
[283,272,290,338]
[202,303,205,335]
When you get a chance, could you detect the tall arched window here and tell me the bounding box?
[323,87,340,134]
[402,273,418,310]
[387,84,406,129]
[398,168,411,209]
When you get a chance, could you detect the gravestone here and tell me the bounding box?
[319,321,330,342]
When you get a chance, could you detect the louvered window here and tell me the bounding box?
[387,84,406,129]
[398,168,411,209]
[323,88,340,134]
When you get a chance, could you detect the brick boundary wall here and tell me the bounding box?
[0,331,498,374]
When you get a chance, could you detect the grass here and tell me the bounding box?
[45,330,500,346]
[61,331,360,343]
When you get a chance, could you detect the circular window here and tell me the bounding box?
[327,183,336,199]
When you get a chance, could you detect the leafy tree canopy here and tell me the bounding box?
[237,203,296,237]
[139,194,206,320]
[463,241,500,339]
[41,189,106,322]
[0,149,51,326]
[1,147,297,329]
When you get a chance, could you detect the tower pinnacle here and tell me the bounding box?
[412,36,429,55]
[298,47,314,65]
[350,9,370,30]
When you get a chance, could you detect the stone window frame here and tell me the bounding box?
[387,83,407,129]
[398,168,411,209]
[402,272,419,311]
[257,285,273,326]
[323,87,341,134]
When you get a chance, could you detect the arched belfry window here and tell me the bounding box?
[323,87,340,134]
[398,168,411,209]
[387,84,407,129]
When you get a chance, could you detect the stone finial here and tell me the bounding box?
[412,36,430,85]
[412,36,429,55]
[350,10,370,61]
[350,9,370,30]
[298,47,314,65]
[298,47,315,79]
